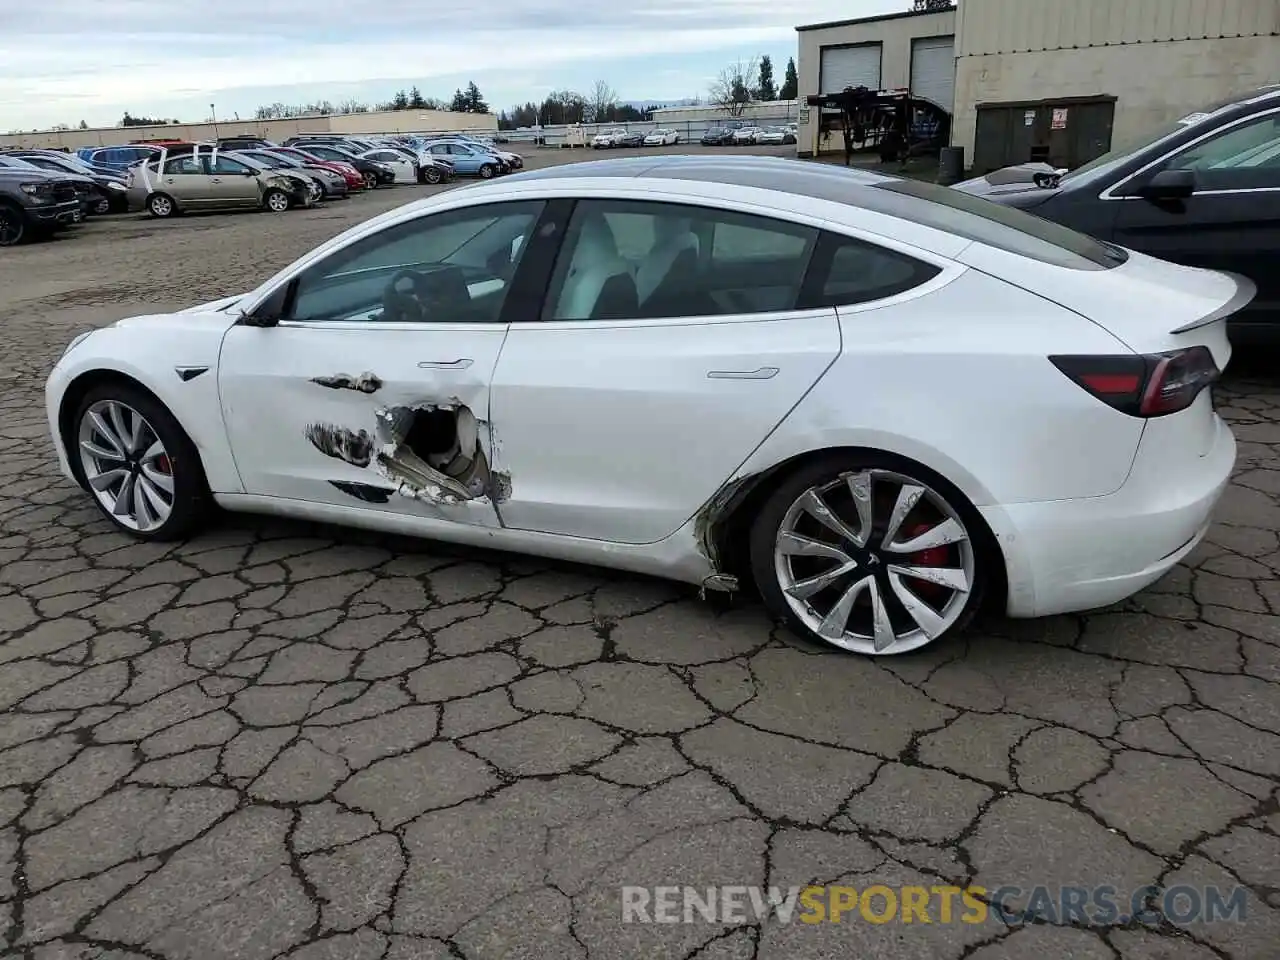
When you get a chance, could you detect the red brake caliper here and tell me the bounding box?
[155,454,172,474]
[901,522,948,602]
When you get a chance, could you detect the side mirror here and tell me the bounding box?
[1140,168,1195,201]
[243,169,256,176]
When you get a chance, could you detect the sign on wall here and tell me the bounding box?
[1051,108,1069,130]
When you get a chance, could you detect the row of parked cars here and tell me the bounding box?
[701,123,799,147]
[590,128,685,149]
[0,133,524,244]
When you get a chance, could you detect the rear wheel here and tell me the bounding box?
[478,164,495,179]
[749,453,987,656]
[0,203,26,246]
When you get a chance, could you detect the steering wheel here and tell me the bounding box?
[381,269,438,323]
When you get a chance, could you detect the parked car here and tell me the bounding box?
[230,149,349,199]
[755,126,797,146]
[217,137,276,151]
[644,129,681,146]
[289,143,395,189]
[75,146,159,172]
[227,150,335,200]
[265,148,365,191]
[592,128,627,149]
[357,148,418,184]
[6,150,131,212]
[43,155,1237,657]
[958,85,1280,336]
[614,132,645,148]
[127,151,313,217]
[0,156,93,218]
[0,168,81,245]
[701,127,736,146]
[420,141,505,178]
[428,137,520,171]
[450,136,524,169]
[732,127,762,145]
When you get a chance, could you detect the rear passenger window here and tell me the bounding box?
[801,233,942,308]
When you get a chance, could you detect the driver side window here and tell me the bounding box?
[1158,111,1280,191]
[286,200,546,325]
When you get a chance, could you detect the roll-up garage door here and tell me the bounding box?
[910,35,955,111]
[819,44,882,94]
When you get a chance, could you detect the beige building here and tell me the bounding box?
[795,6,958,157]
[648,100,801,125]
[0,108,497,151]
[954,0,1280,172]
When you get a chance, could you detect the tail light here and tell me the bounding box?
[1049,347,1219,418]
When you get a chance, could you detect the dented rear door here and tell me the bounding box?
[489,309,842,544]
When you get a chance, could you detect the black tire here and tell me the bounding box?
[747,451,990,656]
[478,164,495,179]
[423,166,442,184]
[147,193,177,218]
[363,172,379,190]
[92,196,111,215]
[0,203,26,247]
[69,382,212,541]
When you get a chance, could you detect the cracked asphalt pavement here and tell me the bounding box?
[0,146,1278,960]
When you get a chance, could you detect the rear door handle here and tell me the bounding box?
[418,358,474,369]
[707,366,779,380]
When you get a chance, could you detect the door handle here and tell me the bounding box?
[418,358,474,370]
[210,178,222,183]
[707,367,779,380]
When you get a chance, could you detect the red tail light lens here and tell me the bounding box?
[1049,347,1219,418]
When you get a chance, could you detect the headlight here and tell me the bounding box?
[62,331,93,357]
[19,182,44,194]
[105,181,126,191]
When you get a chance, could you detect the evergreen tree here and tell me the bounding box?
[464,81,488,114]
[780,57,799,100]
[756,55,777,101]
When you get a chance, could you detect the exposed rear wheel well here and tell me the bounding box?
[708,446,1008,615]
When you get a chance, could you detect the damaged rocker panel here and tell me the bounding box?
[328,480,394,503]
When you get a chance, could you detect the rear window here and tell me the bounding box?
[867,179,1128,270]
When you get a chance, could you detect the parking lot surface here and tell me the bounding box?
[0,145,1278,960]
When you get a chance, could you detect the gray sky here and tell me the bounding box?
[0,0,903,130]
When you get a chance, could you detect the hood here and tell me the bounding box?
[179,293,246,313]
[112,304,243,333]
[953,162,1065,196]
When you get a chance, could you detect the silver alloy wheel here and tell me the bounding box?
[77,400,175,533]
[149,195,172,217]
[773,469,975,655]
[363,172,378,190]
[266,190,290,212]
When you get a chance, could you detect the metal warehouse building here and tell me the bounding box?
[796,0,1280,171]
[796,5,958,157]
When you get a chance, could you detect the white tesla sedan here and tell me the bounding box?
[45,155,1241,656]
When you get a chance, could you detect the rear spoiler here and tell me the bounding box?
[1169,272,1257,334]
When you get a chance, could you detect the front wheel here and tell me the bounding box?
[147,193,176,218]
[0,204,26,246]
[749,454,987,656]
[263,188,290,213]
[71,384,212,540]
[423,166,442,184]
[478,164,495,179]
[363,172,378,190]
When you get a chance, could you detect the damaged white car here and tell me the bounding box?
[46,155,1239,656]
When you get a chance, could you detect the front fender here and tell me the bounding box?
[46,315,244,495]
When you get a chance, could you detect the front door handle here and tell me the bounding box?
[210,177,222,183]
[418,358,474,370]
[707,366,779,380]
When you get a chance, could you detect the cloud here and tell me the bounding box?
[0,0,900,128]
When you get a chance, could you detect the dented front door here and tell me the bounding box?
[218,323,507,527]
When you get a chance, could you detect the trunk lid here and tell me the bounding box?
[957,243,1249,369]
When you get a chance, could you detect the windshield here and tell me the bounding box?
[0,157,38,169]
